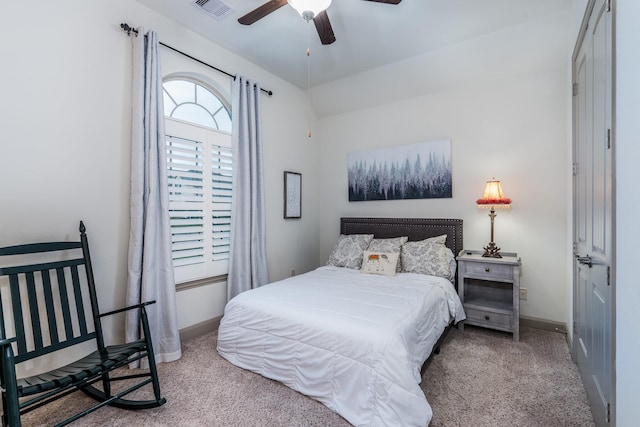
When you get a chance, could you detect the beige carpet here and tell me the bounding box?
[21,326,594,427]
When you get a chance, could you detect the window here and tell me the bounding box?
[163,78,232,283]
[163,79,232,132]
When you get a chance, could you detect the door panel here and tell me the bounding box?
[591,265,609,402]
[575,53,588,250]
[576,264,589,357]
[590,1,612,261]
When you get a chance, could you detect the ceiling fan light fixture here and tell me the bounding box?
[288,0,332,20]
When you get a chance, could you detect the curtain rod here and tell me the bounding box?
[120,23,273,96]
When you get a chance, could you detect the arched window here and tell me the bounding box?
[162,77,232,283]
[163,78,231,132]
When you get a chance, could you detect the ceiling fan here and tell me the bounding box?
[238,0,403,45]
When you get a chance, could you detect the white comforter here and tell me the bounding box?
[217,266,465,427]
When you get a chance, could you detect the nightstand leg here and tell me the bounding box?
[513,274,520,342]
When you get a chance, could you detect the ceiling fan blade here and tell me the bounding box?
[363,0,403,4]
[238,0,289,25]
[313,10,336,45]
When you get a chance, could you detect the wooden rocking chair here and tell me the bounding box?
[0,222,166,426]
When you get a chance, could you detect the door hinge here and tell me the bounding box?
[607,266,611,287]
[606,129,611,149]
[572,162,578,176]
[606,0,611,13]
[572,82,578,96]
[606,402,611,422]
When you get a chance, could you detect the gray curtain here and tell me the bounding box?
[126,29,181,365]
[227,75,269,301]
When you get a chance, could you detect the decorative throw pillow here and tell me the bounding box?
[401,237,456,281]
[361,251,400,277]
[366,236,408,272]
[327,234,374,269]
[423,235,456,281]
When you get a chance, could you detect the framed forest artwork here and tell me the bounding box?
[347,140,452,201]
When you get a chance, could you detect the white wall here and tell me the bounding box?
[614,0,640,423]
[316,8,572,324]
[0,0,319,344]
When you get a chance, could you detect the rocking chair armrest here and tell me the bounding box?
[98,300,157,318]
[0,337,17,348]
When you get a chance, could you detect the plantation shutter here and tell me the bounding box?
[211,144,232,261]
[166,119,231,282]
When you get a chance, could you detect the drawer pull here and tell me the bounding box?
[484,315,490,321]
[485,267,490,272]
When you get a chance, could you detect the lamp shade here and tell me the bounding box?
[288,0,332,18]
[476,179,511,207]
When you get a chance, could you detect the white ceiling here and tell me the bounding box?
[136,0,570,89]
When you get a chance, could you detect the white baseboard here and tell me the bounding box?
[179,316,221,342]
[520,315,567,333]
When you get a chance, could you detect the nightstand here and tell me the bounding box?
[456,250,521,341]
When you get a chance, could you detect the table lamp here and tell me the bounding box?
[476,179,511,258]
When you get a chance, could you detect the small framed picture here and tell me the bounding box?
[284,171,301,219]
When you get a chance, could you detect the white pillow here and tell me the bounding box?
[361,251,400,277]
[366,236,408,272]
[327,234,374,269]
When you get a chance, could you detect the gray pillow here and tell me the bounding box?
[327,234,374,269]
[366,236,408,272]
[401,236,456,281]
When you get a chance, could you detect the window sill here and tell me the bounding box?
[176,274,227,292]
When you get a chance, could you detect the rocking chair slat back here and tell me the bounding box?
[0,246,97,363]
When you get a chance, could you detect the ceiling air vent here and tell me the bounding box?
[192,0,234,21]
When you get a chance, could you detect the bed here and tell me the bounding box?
[217,217,465,426]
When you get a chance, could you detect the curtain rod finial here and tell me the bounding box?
[120,23,138,36]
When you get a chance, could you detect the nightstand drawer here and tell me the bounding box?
[464,307,512,330]
[464,262,513,281]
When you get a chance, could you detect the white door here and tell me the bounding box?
[572,1,614,425]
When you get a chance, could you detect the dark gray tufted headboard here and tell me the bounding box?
[340,217,463,259]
